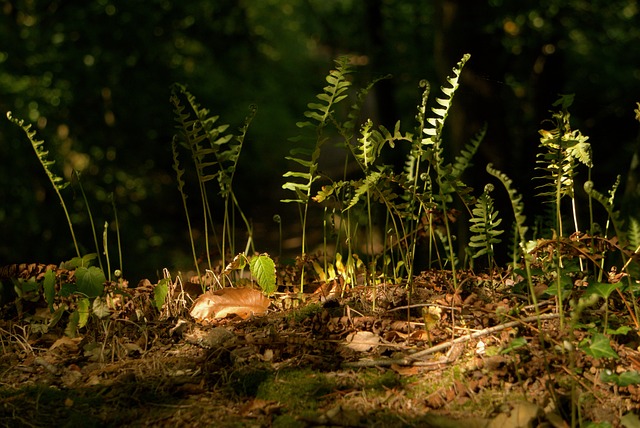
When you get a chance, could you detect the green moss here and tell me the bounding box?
[359,368,403,391]
[229,366,273,397]
[256,368,335,411]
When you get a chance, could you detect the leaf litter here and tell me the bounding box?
[1,263,640,427]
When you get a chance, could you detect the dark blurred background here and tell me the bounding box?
[1,0,639,281]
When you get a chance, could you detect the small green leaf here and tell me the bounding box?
[76,266,106,298]
[606,326,633,336]
[500,337,528,354]
[601,370,640,387]
[579,333,619,359]
[250,254,276,295]
[77,298,90,328]
[43,268,56,313]
[154,278,170,310]
[618,371,640,387]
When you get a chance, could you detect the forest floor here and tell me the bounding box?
[1,265,640,428]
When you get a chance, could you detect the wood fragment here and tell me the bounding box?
[343,313,560,368]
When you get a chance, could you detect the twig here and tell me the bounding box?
[343,313,560,368]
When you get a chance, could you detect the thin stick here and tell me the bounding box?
[343,313,560,368]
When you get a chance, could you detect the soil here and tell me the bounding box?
[1,265,640,428]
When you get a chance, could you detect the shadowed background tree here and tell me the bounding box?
[1,0,638,280]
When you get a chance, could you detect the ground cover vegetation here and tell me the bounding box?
[2,51,640,427]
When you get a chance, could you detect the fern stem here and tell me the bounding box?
[171,141,202,284]
[103,221,111,282]
[110,193,123,276]
[75,170,103,272]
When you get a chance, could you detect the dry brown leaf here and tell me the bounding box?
[345,331,380,352]
[190,287,270,322]
[390,363,420,376]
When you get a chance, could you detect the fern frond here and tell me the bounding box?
[341,74,391,140]
[423,53,470,143]
[468,183,503,259]
[298,56,352,130]
[404,80,431,182]
[170,84,241,197]
[7,111,80,257]
[452,123,486,179]
[354,119,411,170]
[171,140,201,280]
[584,179,625,243]
[345,170,383,211]
[312,181,349,204]
[628,217,640,251]
[282,57,353,204]
[486,164,528,243]
[535,94,592,202]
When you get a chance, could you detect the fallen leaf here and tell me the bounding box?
[345,331,379,352]
[190,287,270,322]
[391,364,419,376]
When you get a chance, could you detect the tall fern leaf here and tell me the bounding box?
[282,56,352,204]
[452,123,487,179]
[7,111,81,257]
[486,164,528,246]
[468,184,503,260]
[423,53,470,144]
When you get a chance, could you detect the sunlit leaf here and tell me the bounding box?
[190,287,270,322]
[77,298,90,328]
[154,278,170,310]
[250,254,276,295]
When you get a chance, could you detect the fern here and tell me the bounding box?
[341,74,392,141]
[452,123,487,179]
[404,80,431,183]
[170,84,255,269]
[485,163,539,303]
[468,183,503,262]
[282,56,352,204]
[7,111,81,258]
[345,170,383,212]
[420,54,470,284]
[170,85,218,269]
[535,94,592,237]
[423,53,470,144]
[486,165,528,251]
[628,217,640,251]
[282,56,353,291]
[583,179,625,244]
[171,140,201,282]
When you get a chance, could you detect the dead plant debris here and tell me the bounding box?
[1,263,639,427]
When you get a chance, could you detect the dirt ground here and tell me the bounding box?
[2,267,640,427]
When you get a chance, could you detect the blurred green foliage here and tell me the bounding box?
[1,0,639,280]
